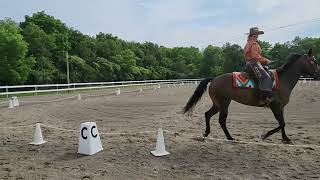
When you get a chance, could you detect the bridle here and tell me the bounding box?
[310,56,319,76]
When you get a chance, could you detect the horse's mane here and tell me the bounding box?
[277,53,302,73]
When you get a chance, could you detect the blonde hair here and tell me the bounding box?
[247,34,258,41]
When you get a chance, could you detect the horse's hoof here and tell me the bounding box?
[261,134,267,141]
[282,139,294,145]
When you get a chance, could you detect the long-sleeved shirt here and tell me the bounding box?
[244,39,269,65]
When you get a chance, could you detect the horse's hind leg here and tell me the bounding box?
[218,99,234,140]
[203,106,219,137]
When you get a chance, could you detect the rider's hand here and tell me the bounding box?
[266,59,272,64]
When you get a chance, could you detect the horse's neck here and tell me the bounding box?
[279,63,302,92]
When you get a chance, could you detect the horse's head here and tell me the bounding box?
[299,48,319,77]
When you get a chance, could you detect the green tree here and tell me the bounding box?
[21,22,56,84]
[69,55,97,82]
[96,33,122,60]
[1,11,319,85]
[200,45,224,77]
[290,37,320,60]
[0,19,35,85]
[20,11,71,83]
[94,57,119,81]
[69,29,96,63]
[114,49,140,80]
[222,43,245,72]
[20,11,69,34]
[258,40,272,59]
[269,43,290,68]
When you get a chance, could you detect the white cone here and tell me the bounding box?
[8,99,14,109]
[29,123,46,145]
[78,94,81,100]
[115,88,121,96]
[78,122,103,155]
[158,84,161,89]
[151,128,170,157]
[15,97,19,107]
[139,88,143,93]
[12,96,19,107]
[173,84,176,87]
[167,84,170,88]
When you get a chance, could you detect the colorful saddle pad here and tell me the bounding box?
[232,70,280,90]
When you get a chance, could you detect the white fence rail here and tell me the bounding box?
[0,77,317,98]
[0,79,201,97]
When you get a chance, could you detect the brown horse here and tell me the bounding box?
[184,49,319,144]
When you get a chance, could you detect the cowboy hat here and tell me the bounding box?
[246,27,264,35]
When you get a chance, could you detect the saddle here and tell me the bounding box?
[232,70,280,90]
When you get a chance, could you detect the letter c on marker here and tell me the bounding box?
[91,126,97,138]
[81,127,88,139]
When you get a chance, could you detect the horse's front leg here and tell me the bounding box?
[218,100,234,141]
[262,102,293,144]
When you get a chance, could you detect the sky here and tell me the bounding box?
[1,0,320,48]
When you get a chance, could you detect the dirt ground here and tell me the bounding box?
[0,83,319,180]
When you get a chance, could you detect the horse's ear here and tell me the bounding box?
[307,48,313,57]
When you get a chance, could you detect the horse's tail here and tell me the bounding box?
[183,77,213,115]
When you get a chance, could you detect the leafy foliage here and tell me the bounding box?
[1,12,320,85]
[0,19,35,85]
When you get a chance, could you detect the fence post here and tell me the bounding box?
[73,83,76,92]
[56,84,59,95]
[35,85,38,96]
[6,86,8,98]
